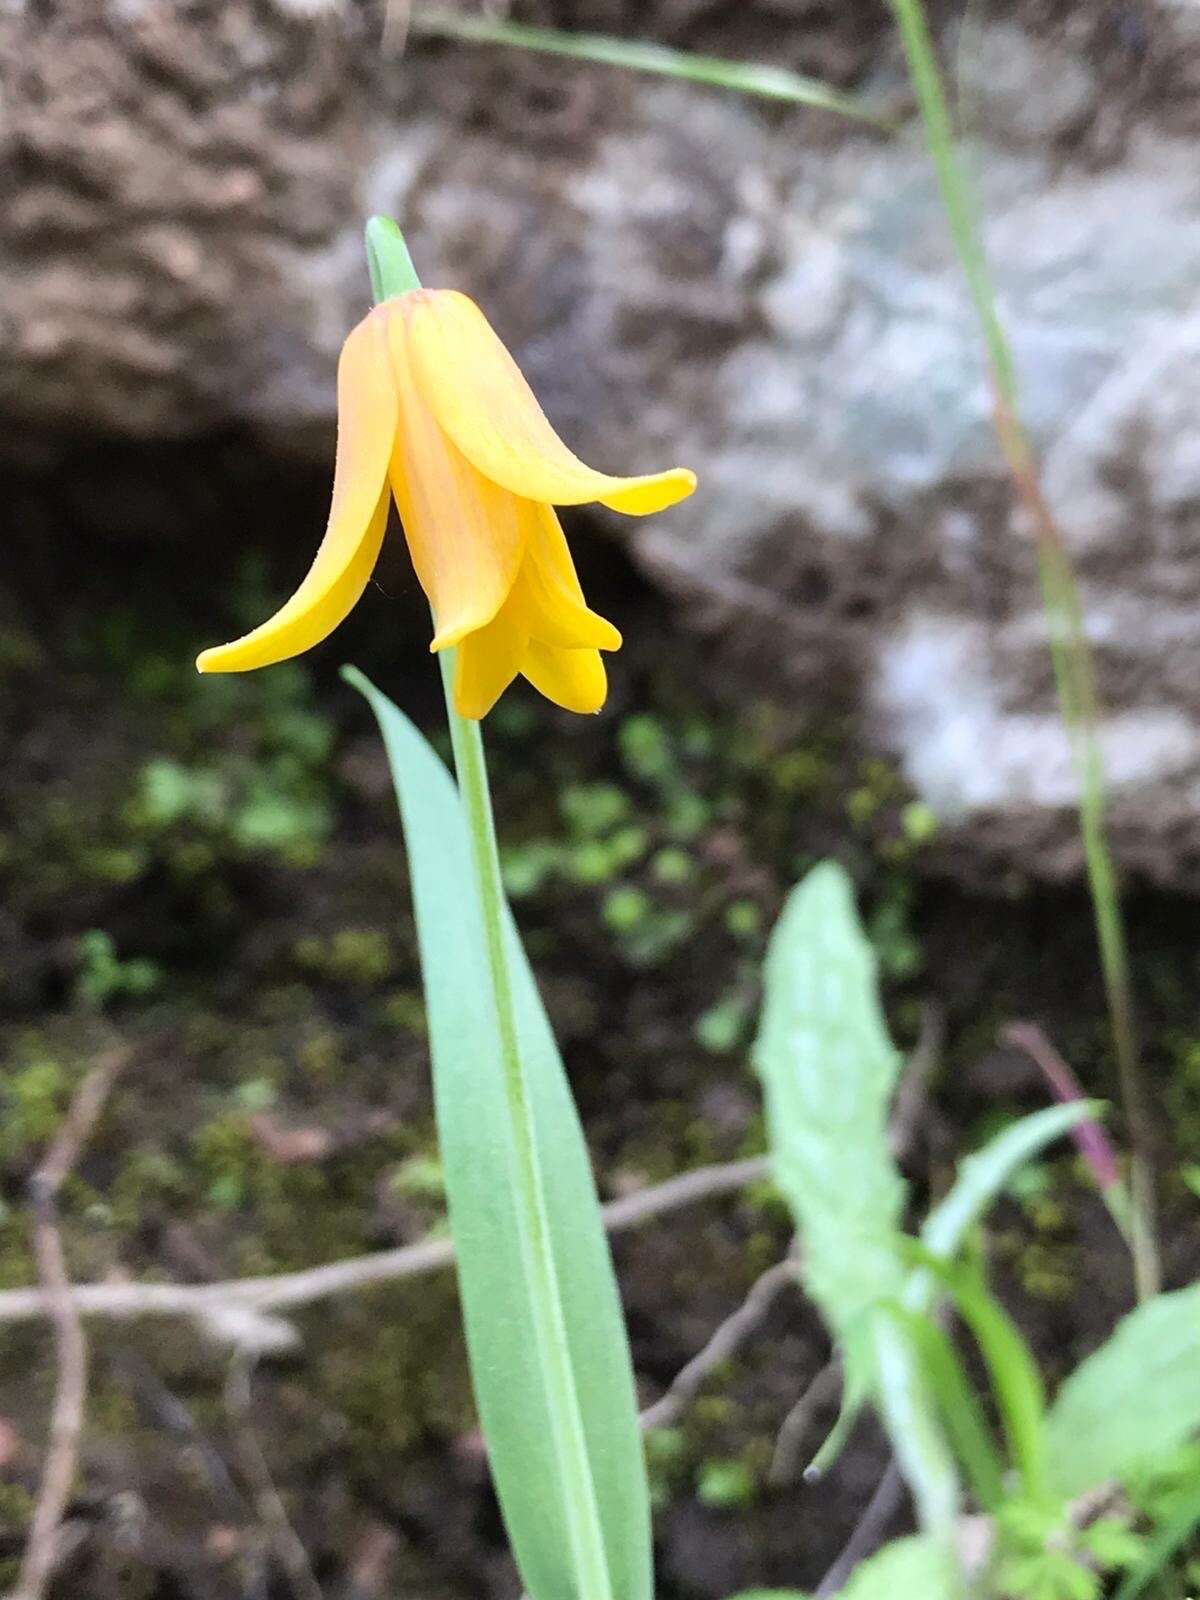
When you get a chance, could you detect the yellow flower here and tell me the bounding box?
[197,290,696,718]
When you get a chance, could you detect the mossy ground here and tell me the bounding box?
[3,469,1200,1597]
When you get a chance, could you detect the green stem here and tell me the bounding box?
[409,10,887,126]
[366,215,615,1600]
[886,0,1159,1300]
[441,670,614,1600]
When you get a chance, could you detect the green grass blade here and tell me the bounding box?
[913,1102,1102,1293]
[345,667,650,1600]
[898,1308,1006,1511]
[885,0,1157,1299]
[410,9,885,124]
[1047,1284,1200,1500]
[950,1266,1047,1501]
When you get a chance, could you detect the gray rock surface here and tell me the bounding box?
[5,0,1200,887]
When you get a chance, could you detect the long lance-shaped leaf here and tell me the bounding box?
[346,667,650,1600]
[753,861,908,1398]
[752,862,961,1541]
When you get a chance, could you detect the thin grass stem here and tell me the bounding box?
[886,0,1159,1300]
[408,9,887,125]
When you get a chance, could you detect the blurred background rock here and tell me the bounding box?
[5,0,1200,884]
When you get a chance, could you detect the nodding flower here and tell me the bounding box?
[197,289,696,718]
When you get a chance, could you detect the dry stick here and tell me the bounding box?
[10,1049,127,1600]
[639,1258,798,1431]
[0,1155,770,1335]
[889,1001,943,1159]
[769,1360,843,1487]
[646,1024,938,1447]
[814,1460,906,1598]
[224,1353,325,1600]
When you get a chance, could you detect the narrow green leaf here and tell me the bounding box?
[1047,1284,1200,1499]
[948,1259,1048,1502]
[753,861,907,1389]
[898,1309,1006,1511]
[410,11,886,125]
[912,1102,1102,1299]
[346,668,649,1600]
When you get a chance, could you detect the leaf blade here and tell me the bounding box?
[346,667,650,1600]
[1047,1283,1200,1499]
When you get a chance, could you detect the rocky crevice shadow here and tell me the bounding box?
[5,0,1200,887]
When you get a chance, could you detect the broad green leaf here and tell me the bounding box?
[347,668,649,1600]
[753,864,957,1528]
[724,1536,958,1600]
[753,861,907,1380]
[839,1534,959,1599]
[1047,1284,1200,1499]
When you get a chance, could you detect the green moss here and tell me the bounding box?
[293,928,394,988]
[0,1046,74,1164]
[0,1481,33,1532]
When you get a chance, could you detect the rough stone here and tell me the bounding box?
[5,0,1200,888]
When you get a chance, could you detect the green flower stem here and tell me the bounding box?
[886,0,1159,1301]
[365,214,616,1600]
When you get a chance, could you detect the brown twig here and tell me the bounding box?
[10,1048,126,1600]
[0,1155,771,1342]
[889,1001,943,1159]
[815,1460,905,1597]
[224,1354,324,1600]
[639,1258,798,1431]
[768,1359,843,1487]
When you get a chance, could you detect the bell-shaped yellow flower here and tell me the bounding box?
[197,290,696,718]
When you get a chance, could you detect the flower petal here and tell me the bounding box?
[506,506,622,651]
[197,312,396,673]
[386,308,526,650]
[405,289,696,516]
[454,612,527,720]
[520,641,608,715]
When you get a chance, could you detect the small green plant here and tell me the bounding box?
[74,929,161,1009]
